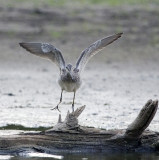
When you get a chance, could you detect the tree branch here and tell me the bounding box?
[125,99,158,138]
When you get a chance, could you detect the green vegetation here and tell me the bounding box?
[0,124,51,131]
[49,30,63,38]
[1,0,159,7]
[78,0,158,6]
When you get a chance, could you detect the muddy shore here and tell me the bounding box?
[0,3,159,131]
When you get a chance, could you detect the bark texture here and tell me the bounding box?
[0,99,158,154]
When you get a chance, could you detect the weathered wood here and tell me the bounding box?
[125,100,158,138]
[0,99,159,154]
[47,105,86,132]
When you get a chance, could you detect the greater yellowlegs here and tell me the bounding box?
[19,32,123,112]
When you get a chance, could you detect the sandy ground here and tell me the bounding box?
[0,3,159,131]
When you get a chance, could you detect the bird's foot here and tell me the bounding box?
[51,105,61,112]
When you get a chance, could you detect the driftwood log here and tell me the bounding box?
[0,99,159,155]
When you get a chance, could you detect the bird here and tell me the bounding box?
[19,32,123,112]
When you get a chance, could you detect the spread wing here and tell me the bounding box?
[19,42,65,70]
[75,33,123,72]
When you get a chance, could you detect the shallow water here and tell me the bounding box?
[1,152,159,160]
[0,62,159,131]
[0,62,159,160]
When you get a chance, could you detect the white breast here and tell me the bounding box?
[58,79,81,92]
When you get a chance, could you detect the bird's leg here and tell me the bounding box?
[51,90,63,112]
[72,91,76,112]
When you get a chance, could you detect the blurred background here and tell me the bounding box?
[0,0,159,132]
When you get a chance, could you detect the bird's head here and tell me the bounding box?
[66,64,72,72]
[66,64,79,73]
[61,64,79,76]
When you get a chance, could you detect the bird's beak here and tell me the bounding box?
[66,72,73,80]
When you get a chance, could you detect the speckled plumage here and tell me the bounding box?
[58,67,81,92]
[19,33,123,111]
